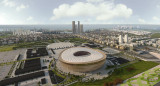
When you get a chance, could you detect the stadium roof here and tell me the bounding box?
[60,47,106,64]
[47,42,74,49]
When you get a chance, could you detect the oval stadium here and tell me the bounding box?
[59,47,106,72]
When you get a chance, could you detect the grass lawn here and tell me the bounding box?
[70,61,159,86]
[0,37,86,52]
[151,33,160,38]
[0,45,16,52]
[121,67,160,86]
[0,41,48,52]
[52,69,66,79]
[59,38,88,43]
[0,34,12,39]
[14,41,48,49]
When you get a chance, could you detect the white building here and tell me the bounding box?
[124,34,128,43]
[13,30,41,36]
[47,42,74,50]
[119,35,123,44]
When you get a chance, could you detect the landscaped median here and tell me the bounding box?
[69,61,159,86]
[121,65,160,86]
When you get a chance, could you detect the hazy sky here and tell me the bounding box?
[0,0,160,24]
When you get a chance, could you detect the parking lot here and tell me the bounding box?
[0,49,26,63]
[0,65,12,80]
[0,49,26,81]
[103,48,120,54]
[52,49,65,60]
[107,57,130,66]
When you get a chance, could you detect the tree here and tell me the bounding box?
[114,68,124,75]
[104,82,107,86]
[113,78,123,85]
[38,81,41,86]
[126,67,135,72]
[105,82,113,86]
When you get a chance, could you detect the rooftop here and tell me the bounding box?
[47,42,74,49]
[60,47,106,64]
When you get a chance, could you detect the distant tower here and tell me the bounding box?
[78,21,80,34]
[124,34,128,43]
[72,21,76,34]
[80,24,83,34]
[75,25,78,34]
[13,30,15,35]
[119,35,123,44]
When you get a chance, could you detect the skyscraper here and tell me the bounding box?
[124,34,128,43]
[119,35,123,44]
[80,24,83,34]
[78,21,80,34]
[75,25,78,34]
[72,21,76,34]
[72,21,84,34]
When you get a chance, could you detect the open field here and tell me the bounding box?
[14,42,48,49]
[0,34,12,39]
[0,45,16,52]
[0,37,86,52]
[0,41,48,52]
[58,38,88,45]
[70,61,159,86]
[151,33,160,38]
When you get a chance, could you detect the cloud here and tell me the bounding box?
[138,18,146,23]
[0,13,23,25]
[26,16,33,21]
[2,0,16,7]
[0,12,21,24]
[152,16,160,21]
[16,4,29,11]
[51,0,132,21]
[87,0,104,3]
[0,13,7,24]
[2,0,29,12]
[157,5,160,8]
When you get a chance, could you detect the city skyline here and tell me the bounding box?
[1,0,160,85]
[0,0,160,25]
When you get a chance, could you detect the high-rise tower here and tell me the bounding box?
[80,24,83,34]
[78,21,80,34]
[72,21,76,34]
[124,34,128,43]
[119,35,123,44]
[75,25,78,34]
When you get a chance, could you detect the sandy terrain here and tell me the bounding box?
[149,52,160,59]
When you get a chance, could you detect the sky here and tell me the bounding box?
[0,0,160,25]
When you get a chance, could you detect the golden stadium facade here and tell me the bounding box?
[59,47,106,72]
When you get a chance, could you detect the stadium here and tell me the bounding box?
[59,47,106,72]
